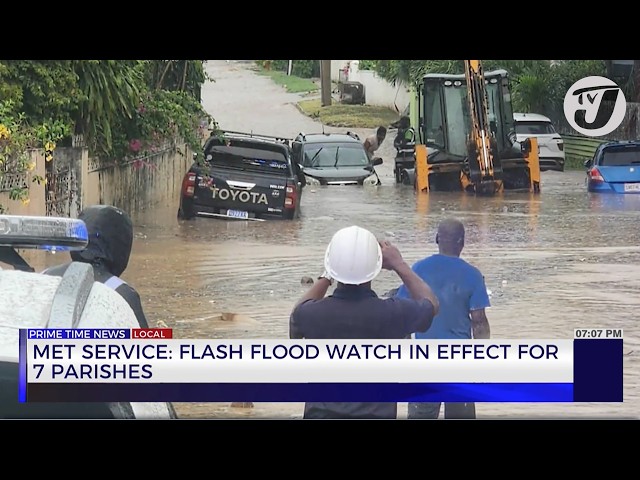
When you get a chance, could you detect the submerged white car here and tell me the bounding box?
[513,113,566,172]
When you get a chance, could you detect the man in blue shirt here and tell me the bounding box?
[395,218,491,419]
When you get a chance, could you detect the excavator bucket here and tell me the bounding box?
[415,144,431,193]
[524,137,541,193]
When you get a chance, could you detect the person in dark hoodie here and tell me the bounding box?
[43,205,149,328]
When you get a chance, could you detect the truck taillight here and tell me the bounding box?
[182,172,196,197]
[284,182,296,208]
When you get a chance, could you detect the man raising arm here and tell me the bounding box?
[288,226,438,419]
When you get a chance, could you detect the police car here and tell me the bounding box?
[0,215,176,419]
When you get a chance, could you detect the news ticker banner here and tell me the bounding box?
[18,328,623,403]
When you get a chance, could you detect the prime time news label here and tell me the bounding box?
[26,328,171,339]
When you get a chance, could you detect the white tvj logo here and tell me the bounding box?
[564,76,626,137]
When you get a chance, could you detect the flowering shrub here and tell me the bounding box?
[0,100,69,211]
[106,89,212,164]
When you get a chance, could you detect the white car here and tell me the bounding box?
[513,113,566,172]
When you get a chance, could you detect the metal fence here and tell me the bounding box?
[561,135,606,166]
[553,101,640,167]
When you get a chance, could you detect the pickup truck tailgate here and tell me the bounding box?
[191,140,296,219]
[194,167,287,217]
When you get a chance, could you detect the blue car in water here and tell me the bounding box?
[585,141,640,194]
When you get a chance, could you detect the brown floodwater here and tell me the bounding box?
[35,60,640,419]
[118,167,639,419]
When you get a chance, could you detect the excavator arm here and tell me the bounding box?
[413,60,541,195]
[464,60,504,195]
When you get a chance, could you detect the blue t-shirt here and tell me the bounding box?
[395,254,490,339]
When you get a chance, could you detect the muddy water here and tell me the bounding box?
[37,60,640,419]
[119,166,640,419]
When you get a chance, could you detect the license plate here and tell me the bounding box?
[624,183,640,192]
[227,209,249,219]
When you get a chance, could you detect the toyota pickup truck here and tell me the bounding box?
[178,130,304,221]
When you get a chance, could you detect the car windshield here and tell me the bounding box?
[600,146,640,166]
[304,144,369,168]
[205,144,291,176]
[515,121,557,136]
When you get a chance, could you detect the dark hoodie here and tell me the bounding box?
[43,205,149,328]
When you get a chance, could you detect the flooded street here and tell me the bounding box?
[51,61,640,418]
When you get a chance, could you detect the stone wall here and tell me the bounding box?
[0,149,46,216]
[1,139,193,219]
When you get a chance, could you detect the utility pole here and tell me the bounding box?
[320,60,332,107]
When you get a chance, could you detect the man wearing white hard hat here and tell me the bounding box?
[290,225,440,419]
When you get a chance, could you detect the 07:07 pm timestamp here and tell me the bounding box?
[574,328,624,339]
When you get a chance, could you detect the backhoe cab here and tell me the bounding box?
[410,61,541,195]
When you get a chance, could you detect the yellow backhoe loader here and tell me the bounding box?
[402,60,541,195]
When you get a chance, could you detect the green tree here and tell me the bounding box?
[72,60,145,158]
[0,99,69,211]
[0,60,81,127]
[366,59,607,120]
[145,60,208,100]
[0,60,212,172]
[263,60,320,78]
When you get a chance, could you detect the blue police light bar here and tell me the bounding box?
[0,215,88,251]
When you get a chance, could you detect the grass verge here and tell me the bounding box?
[297,98,401,128]
[565,157,587,170]
[254,68,319,94]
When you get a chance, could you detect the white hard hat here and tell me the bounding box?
[324,226,382,285]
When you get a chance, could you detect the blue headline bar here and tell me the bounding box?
[19,329,27,403]
[25,329,130,340]
[20,336,623,403]
[26,382,574,403]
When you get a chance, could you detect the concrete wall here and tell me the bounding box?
[1,140,193,219]
[330,60,411,113]
[0,150,47,216]
[86,140,193,216]
[46,146,86,218]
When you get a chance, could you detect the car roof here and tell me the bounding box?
[423,69,509,81]
[298,133,362,144]
[203,132,291,157]
[513,112,552,123]
[600,140,640,149]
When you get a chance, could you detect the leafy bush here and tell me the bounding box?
[0,60,213,207]
[0,61,82,128]
[367,59,609,123]
[0,100,70,210]
[357,60,377,71]
[264,60,320,78]
[113,89,211,162]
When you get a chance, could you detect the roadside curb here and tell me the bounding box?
[293,101,309,119]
